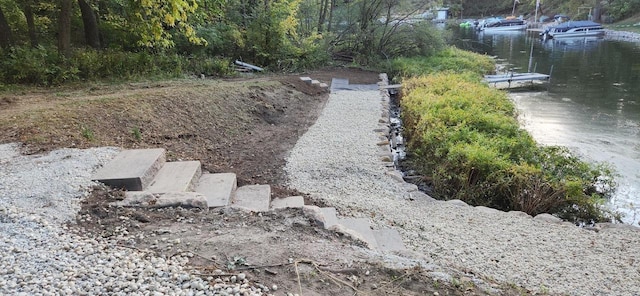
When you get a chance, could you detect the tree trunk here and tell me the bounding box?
[0,6,13,48]
[318,0,328,32]
[58,0,72,57]
[23,4,38,47]
[327,0,335,32]
[78,0,100,48]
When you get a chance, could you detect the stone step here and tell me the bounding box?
[373,229,407,252]
[299,76,312,83]
[310,79,321,85]
[337,218,378,249]
[271,196,305,209]
[146,161,202,193]
[320,207,339,228]
[195,173,237,208]
[92,148,166,191]
[117,191,208,209]
[231,185,271,212]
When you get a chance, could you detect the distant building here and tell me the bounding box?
[435,8,449,22]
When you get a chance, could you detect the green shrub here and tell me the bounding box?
[401,73,616,223]
[390,46,495,78]
[0,46,236,85]
[0,46,79,85]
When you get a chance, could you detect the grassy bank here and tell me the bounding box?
[393,47,616,223]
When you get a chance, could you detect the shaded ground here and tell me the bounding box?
[0,67,528,295]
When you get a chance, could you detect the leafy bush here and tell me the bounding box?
[0,46,234,85]
[400,73,616,223]
[0,46,78,85]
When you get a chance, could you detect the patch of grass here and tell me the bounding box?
[131,127,142,141]
[400,73,616,223]
[81,125,94,141]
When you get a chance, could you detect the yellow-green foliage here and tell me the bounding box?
[401,73,615,222]
[391,47,495,78]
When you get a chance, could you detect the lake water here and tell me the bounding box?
[454,28,640,225]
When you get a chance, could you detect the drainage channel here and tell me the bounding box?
[386,90,435,196]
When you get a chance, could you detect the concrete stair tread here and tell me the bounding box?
[92,148,166,191]
[299,76,312,83]
[196,173,237,208]
[337,218,378,249]
[320,207,338,228]
[271,196,304,209]
[373,229,406,252]
[147,161,202,193]
[231,185,271,212]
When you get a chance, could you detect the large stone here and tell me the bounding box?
[146,161,202,193]
[304,206,339,228]
[533,213,563,224]
[196,173,237,207]
[231,185,271,212]
[373,229,407,252]
[116,191,208,209]
[92,148,165,191]
[335,218,378,249]
[271,196,304,209]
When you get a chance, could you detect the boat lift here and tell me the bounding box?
[484,72,550,86]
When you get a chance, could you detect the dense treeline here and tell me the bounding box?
[0,0,449,85]
[456,0,640,23]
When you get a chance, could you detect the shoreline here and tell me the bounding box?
[605,29,640,42]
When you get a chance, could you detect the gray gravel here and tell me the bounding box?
[0,144,270,296]
[285,89,640,296]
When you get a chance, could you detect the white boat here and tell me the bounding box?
[541,21,604,39]
[479,18,527,31]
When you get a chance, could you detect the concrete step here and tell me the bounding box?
[311,79,321,85]
[337,218,378,249]
[195,173,237,208]
[231,185,271,212]
[299,76,312,83]
[146,161,202,193]
[373,229,407,252]
[319,207,338,228]
[92,148,166,191]
[271,196,304,209]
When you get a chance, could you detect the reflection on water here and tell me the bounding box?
[454,28,640,225]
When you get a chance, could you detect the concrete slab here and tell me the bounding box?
[231,185,271,212]
[146,161,202,193]
[299,76,312,83]
[318,83,329,88]
[271,196,304,209]
[337,218,378,249]
[373,229,407,252]
[319,207,338,228]
[92,148,166,191]
[195,173,237,207]
[330,78,349,91]
[311,79,320,85]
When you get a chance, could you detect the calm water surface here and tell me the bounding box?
[455,28,640,225]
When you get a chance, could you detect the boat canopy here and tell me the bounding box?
[550,21,602,30]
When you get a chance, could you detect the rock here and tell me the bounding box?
[446,199,469,207]
[475,206,500,215]
[385,170,404,183]
[533,213,562,224]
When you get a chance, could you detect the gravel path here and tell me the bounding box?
[0,144,269,296]
[285,89,640,296]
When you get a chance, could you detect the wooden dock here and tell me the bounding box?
[484,72,550,84]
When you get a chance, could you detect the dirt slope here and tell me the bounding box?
[0,68,525,295]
